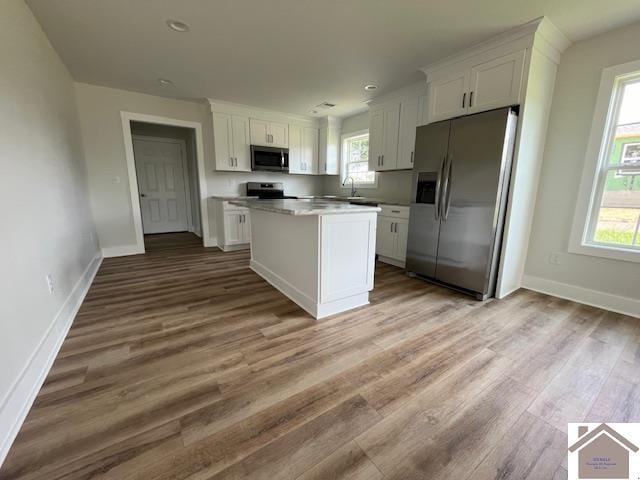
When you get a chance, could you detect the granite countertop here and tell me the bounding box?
[210,195,258,200]
[307,195,410,207]
[229,198,382,216]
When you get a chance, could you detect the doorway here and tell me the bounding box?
[120,112,211,254]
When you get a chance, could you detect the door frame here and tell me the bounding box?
[120,112,212,253]
[132,135,193,235]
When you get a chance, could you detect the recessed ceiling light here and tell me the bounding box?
[158,78,173,86]
[309,109,319,115]
[166,19,190,32]
[364,84,379,91]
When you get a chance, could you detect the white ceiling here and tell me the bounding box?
[27,0,640,118]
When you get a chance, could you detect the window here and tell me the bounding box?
[341,130,377,187]
[570,60,640,262]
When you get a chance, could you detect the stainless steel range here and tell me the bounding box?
[245,182,297,200]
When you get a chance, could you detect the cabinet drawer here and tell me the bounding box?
[379,205,410,219]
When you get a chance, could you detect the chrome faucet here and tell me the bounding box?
[342,176,357,197]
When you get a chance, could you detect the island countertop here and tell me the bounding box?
[229,198,381,215]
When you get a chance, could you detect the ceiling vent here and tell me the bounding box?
[315,102,336,109]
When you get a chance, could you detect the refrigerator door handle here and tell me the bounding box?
[434,154,446,220]
[442,156,454,220]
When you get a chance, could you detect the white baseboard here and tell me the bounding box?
[101,245,144,258]
[250,260,370,319]
[522,274,640,318]
[0,253,103,467]
[377,255,405,268]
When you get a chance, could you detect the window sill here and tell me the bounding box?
[568,241,640,263]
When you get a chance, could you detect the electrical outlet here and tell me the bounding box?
[46,274,54,294]
[548,252,561,266]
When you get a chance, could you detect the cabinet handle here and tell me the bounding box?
[469,91,474,107]
[235,157,238,166]
[390,222,393,233]
[381,154,384,165]
[229,157,233,166]
[462,92,466,108]
[410,151,414,163]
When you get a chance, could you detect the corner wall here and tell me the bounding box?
[524,21,640,316]
[0,0,99,464]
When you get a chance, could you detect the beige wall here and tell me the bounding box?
[322,112,414,204]
[525,21,640,302]
[75,84,323,250]
[0,0,97,450]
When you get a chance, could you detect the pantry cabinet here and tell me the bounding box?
[213,112,251,172]
[397,97,420,170]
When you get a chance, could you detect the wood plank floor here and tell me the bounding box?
[2,232,638,480]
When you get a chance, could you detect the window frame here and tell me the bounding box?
[340,129,378,189]
[569,59,640,263]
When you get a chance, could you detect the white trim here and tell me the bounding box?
[522,274,640,319]
[377,255,406,268]
[120,112,213,254]
[340,129,378,188]
[0,254,103,467]
[102,244,144,258]
[569,60,640,264]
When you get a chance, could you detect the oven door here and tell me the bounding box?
[251,146,289,172]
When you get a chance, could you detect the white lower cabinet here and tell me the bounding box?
[212,199,251,251]
[376,205,410,267]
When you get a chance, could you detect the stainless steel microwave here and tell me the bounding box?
[251,145,289,173]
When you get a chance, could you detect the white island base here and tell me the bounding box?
[243,203,379,319]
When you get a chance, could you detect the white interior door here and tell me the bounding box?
[134,138,189,234]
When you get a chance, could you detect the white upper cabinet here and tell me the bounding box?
[288,124,303,174]
[231,116,251,171]
[302,127,319,174]
[213,112,251,172]
[397,97,419,170]
[269,122,289,148]
[424,49,526,123]
[369,102,400,171]
[288,124,319,175]
[250,118,288,147]
[318,117,341,175]
[428,72,468,123]
[467,50,525,114]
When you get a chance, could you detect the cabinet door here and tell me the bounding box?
[428,71,468,122]
[468,50,525,114]
[368,109,384,171]
[397,98,419,170]
[318,127,328,174]
[223,211,243,244]
[376,217,396,258]
[249,119,269,146]
[288,125,304,174]
[231,115,251,172]
[393,219,409,262]
[379,102,400,171]
[303,127,319,174]
[241,210,251,243]
[269,122,289,148]
[213,112,234,171]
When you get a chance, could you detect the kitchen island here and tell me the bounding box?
[230,199,380,319]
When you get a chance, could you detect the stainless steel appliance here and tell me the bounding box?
[251,145,289,172]
[245,182,296,199]
[406,107,518,300]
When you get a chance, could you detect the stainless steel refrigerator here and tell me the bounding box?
[406,107,518,300]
